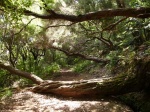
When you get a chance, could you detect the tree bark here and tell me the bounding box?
[24,7,150,22]
[1,1,150,20]
[0,62,43,84]
[31,75,139,97]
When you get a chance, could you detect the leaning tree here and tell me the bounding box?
[0,0,150,97]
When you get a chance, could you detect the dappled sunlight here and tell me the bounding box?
[0,90,133,112]
[0,0,149,111]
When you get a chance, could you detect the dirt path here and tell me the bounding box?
[52,68,111,81]
[0,69,133,112]
[0,90,133,112]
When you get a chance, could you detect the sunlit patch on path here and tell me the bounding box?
[0,90,133,112]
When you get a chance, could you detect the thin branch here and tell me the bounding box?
[78,22,113,48]
[100,32,113,47]
[102,17,128,31]
[13,18,36,36]
[78,17,127,48]
[78,38,95,47]
[92,32,113,48]
[79,23,94,32]
[37,22,76,30]
[49,45,109,64]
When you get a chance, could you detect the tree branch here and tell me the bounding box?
[102,17,128,31]
[13,18,36,36]
[37,22,76,30]
[24,7,150,22]
[0,62,43,84]
[49,46,109,64]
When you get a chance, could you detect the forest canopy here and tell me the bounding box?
[0,0,149,101]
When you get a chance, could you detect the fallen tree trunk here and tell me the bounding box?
[32,57,150,97]
[31,76,138,97]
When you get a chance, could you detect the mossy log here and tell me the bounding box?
[31,75,139,97]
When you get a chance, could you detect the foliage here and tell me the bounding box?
[0,70,9,87]
[0,2,150,109]
[42,62,60,75]
[0,70,20,87]
[0,88,12,100]
[73,60,93,73]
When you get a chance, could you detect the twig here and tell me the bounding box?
[102,17,128,31]
[37,22,76,30]
[13,18,36,36]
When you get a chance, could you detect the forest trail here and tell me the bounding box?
[0,69,133,112]
[52,68,111,81]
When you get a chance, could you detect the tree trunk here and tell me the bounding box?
[32,56,150,97]
[0,62,43,84]
[31,75,139,97]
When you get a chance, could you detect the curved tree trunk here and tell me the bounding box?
[0,62,43,84]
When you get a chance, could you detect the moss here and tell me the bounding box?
[118,92,150,112]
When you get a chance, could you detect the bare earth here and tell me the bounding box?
[0,69,133,112]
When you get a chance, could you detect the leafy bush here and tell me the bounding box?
[43,63,60,75]
[106,51,119,68]
[0,88,12,100]
[73,60,93,73]
[0,70,17,87]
